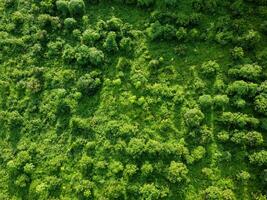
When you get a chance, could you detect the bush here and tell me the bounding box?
[77,71,102,95]
[68,0,85,17]
[184,108,204,128]
[260,21,267,34]
[167,161,188,183]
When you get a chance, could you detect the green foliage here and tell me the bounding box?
[137,0,155,7]
[228,64,262,81]
[184,108,205,128]
[103,31,119,52]
[200,60,219,77]
[198,94,213,108]
[0,0,266,199]
[56,0,69,16]
[68,0,85,17]
[82,28,100,45]
[167,161,188,183]
[249,151,267,166]
[64,18,77,30]
[63,44,104,67]
[77,71,102,95]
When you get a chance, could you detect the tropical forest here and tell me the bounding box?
[0,0,267,199]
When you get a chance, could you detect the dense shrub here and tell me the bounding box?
[107,17,123,31]
[119,37,134,53]
[164,0,178,6]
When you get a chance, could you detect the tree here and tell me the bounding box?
[167,161,188,183]
[244,131,263,146]
[198,94,213,108]
[164,0,178,6]
[239,30,260,49]
[56,0,69,16]
[200,60,219,77]
[213,95,229,109]
[82,29,100,46]
[176,27,187,41]
[184,108,204,128]
[217,131,230,142]
[249,151,267,166]
[64,18,77,30]
[77,71,102,95]
[141,162,153,177]
[120,37,134,53]
[227,80,258,97]
[75,45,104,67]
[68,0,85,17]
[228,64,262,81]
[103,32,118,52]
[255,93,267,115]
[231,47,244,60]
[139,183,161,200]
[137,0,155,7]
